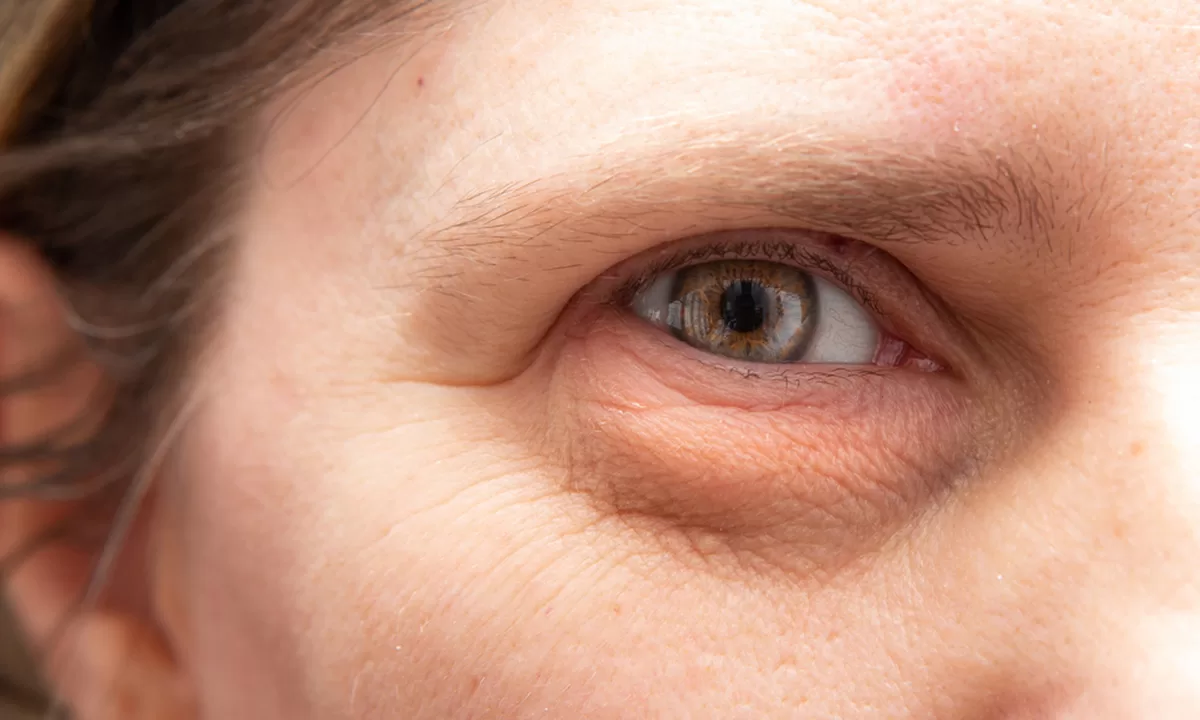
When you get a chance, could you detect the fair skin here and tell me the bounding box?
[3,0,1200,717]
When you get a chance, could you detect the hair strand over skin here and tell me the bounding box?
[0,1,461,714]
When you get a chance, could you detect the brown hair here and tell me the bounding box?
[0,0,452,711]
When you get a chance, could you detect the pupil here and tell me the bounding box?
[720,280,767,333]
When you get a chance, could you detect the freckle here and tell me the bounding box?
[826,630,839,641]
[1129,441,1144,457]
[612,603,622,616]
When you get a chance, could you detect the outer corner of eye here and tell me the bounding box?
[631,272,675,327]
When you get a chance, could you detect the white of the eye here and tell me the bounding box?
[803,276,879,364]
[632,272,675,327]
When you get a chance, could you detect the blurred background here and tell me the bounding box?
[0,599,45,720]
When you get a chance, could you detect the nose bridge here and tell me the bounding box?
[1074,232,1200,497]
[1113,614,1200,716]
[1074,324,1200,713]
[1137,345,1200,600]
[1153,342,1200,476]
[1126,315,1200,511]
[1095,310,1200,561]
[1059,611,1200,719]
[988,278,1200,695]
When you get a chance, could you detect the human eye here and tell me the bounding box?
[546,226,970,563]
[615,230,942,372]
[633,258,875,364]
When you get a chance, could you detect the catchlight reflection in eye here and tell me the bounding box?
[632,260,879,364]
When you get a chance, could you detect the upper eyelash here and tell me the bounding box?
[609,236,885,315]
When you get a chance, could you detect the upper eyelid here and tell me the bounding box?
[596,229,959,372]
[391,134,1075,378]
[605,233,886,316]
[399,135,1079,340]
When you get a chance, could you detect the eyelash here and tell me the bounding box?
[607,233,885,324]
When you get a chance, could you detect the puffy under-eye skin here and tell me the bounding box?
[534,232,981,570]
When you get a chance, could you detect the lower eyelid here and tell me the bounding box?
[580,307,960,412]
[545,304,979,566]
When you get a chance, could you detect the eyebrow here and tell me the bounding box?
[377,127,1109,377]
[415,128,1092,268]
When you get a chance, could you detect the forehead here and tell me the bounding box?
[265,0,1198,274]
[349,1,1195,163]
[236,0,1198,382]
[326,3,1190,203]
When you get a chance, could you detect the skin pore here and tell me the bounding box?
[3,0,1200,718]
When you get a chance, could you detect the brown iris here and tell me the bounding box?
[666,260,817,362]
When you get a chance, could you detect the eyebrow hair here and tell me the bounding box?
[372,114,1123,385]
[381,126,1113,377]
[417,128,1097,268]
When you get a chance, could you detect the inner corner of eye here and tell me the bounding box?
[631,272,675,326]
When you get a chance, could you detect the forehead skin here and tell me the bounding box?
[266,0,1198,360]
[167,1,1200,719]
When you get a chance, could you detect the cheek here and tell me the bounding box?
[162,287,1183,720]
[169,416,322,720]
[164,360,939,719]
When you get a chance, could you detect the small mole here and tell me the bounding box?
[417,76,425,88]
